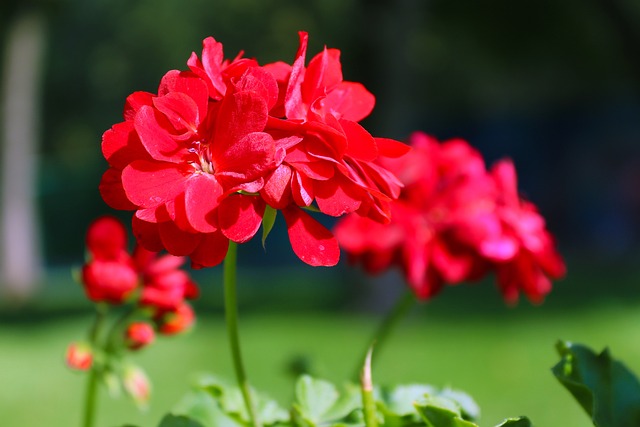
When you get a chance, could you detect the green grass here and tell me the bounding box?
[2,298,640,427]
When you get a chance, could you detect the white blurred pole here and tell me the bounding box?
[1,10,46,300]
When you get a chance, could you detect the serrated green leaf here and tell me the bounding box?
[293,375,361,426]
[172,389,244,427]
[495,417,532,427]
[382,384,437,416]
[261,206,277,249]
[414,396,477,427]
[552,340,640,427]
[439,389,480,421]
[158,414,207,427]
[197,375,289,426]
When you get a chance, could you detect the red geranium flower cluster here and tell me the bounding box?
[100,32,408,268]
[81,216,198,340]
[334,132,566,304]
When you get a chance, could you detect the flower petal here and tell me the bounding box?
[189,231,230,268]
[283,207,339,267]
[86,216,128,260]
[219,194,265,243]
[134,105,190,162]
[325,81,375,122]
[158,220,201,256]
[185,173,223,233]
[122,160,191,209]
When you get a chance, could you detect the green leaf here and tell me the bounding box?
[158,414,207,427]
[172,389,244,427]
[495,417,532,427]
[552,340,640,427]
[198,375,289,426]
[292,375,361,426]
[261,206,277,249]
[379,384,479,423]
[414,396,477,427]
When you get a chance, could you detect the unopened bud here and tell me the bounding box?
[66,342,93,371]
[125,322,155,350]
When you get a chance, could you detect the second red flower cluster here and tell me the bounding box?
[335,132,566,304]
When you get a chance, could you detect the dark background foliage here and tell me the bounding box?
[2,0,640,301]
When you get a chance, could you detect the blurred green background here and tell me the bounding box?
[2,0,640,425]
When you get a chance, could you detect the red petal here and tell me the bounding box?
[158,220,201,256]
[341,119,377,161]
[132,216,165,252]
[261,165,293,209]
[214,131,275,185]
[314,173,362,217]
[158,70,209,120]
[134,105,189,162]
[232,67,279,112]
[102,121,151,169]
[152,92,200,136]
[213,90,269,159]
[187,37,227,98]
[219,195,265,243]
[185,173,223,233]
[122,160,191,209]
[302,48,343,103]
[291,170,314,207]
[375,137,411,158]
[283,207,339,267]
[284,31,309,120]
[325,81,375,122]
[86,216,128,260]
[124,91,155,121]
[99,168,138,210]
[189,231,230,268]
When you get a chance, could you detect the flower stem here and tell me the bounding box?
[223,241,260,427]
[361,348,378,427]
[83,303,108,427]
[352,290,416,382]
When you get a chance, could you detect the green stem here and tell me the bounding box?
[83,303,108,427]
[353,290,416,381]
[224,241,260,427]
[361,348,378,427]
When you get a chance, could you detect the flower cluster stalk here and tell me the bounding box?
[223,241,261,427]
[353,290,416,381]
[82,304,108,427]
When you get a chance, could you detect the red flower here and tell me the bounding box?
[133,246,198,311]
[66,342,93,371]
[156,302,195,335]
[335,132,565,303]
[80,216,199,318]
[335,133,494,298]
[100,33,407,268]
[484,160,566,304]
[125,322,155,350]
[81,216,138,304]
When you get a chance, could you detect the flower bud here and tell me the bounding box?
[157,302,195,335]
[125,322,155,350]
[65,342,93,371]
[82,259,138,304]
[123,365,151,408]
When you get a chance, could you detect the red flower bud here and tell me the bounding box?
[125,322,155,350]
[82,259,138,304]
[65,342,93,371]
[157,302,195,335]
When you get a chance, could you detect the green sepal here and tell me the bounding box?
[261,206,277,249]
[552,340,640,427]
